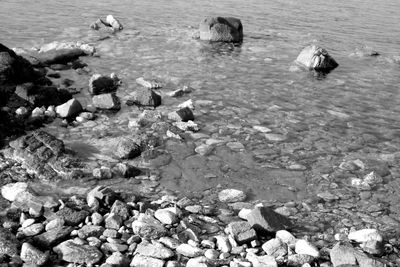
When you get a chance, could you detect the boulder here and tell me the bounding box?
[199,17,243,43]
[92,93,120,110]
[106,15,123,31]
[55,98,83,118]
[89,74,119,95]
[129,87,161,107]
[295,45,338,72]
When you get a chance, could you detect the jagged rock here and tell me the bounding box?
[89,74,119,95]
[115,137,141,159]
[110,200,130,221]
[176,244,203,257]
[55,207,90,226]
[0,227,20,257]
[168,107,194,122]
[106,15,123,31]
[130,254,165,267]
[246,207,292,234]
[218,189,246,203]
[33,226,73,247]
[262,238,287,258]
[135,240,174,259]
[92,93,120,110]
[199,17,243,43]
[77,225,104,239]
[226,221,257,245]
[132,213,167,239]
[294,239,319,258]
[56,98,82,118]
[154,209,179,225]
[186,256,214,267]
[348,229,383,255]
[20,242,49,266]
[1,182,28,201]
[246,252,277,267]
[105,213,123,230]
[22,223,44,236]
[53,240,103,265]
[128,87,161,107]
[296,45,338,72]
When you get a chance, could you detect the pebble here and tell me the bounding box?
[218,189,247,203]
[176,244,203,257]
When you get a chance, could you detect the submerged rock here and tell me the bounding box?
[92,93,120,110]
[89,73,119,95]
[296,45,338,72]
[128,87,162,107]
[199,17,243,43]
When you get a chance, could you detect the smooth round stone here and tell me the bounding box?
[264,133,287,141]
[218,189,247,203]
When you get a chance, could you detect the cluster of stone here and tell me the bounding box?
[0,184,394,267]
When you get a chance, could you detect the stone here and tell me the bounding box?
[106,251,129,266]
[86,186,117,208]
[218,189,246,203]
[115,138,141,159]
[110,200,130,220]
[55,98,83,118]
[89,74,119,95]
[178,99,195,110]
[55,207,89,226]
[159,237,181,249]
[136,110,162,127]
[92,93,120,110]
[131,213,167,239]
[215,235,231,253]
[204,249,219,260]
[130,254,165,267]
[226,221,257,245]
[330,242,357,267]
[105,213,123,230]
[21,223,44,236]
[287,254,315,267]
[129,87,161,107]
[155,209,179,225]
[0,227,20,257]
[1,182,28,201]
[93,166,113,179]
[186,256,214,267]
[348,229,383,255]
[199,17,243,43]
[20,242,49,266]
[294,239,319,258]
[135,77,162,89]
[135,240,174,259]
[295,45,338,72]
[77,225,104,239]
[53,240,103,265]
[246,207,292,234]
[262,238,288,258]
[168,107,194,122]
[246,252,277,267]
[33,226,73,247]
[176,243,204,257]
[106,15,123,31]
[275,230,296,248]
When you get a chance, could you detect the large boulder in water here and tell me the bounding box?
[199,17,243,43]
[296,45,338,72]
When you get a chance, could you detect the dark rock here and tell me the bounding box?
[129,87,161,107]
[55,207,89,226]
[168,107,194,122]
[199,17,243,43]
[92,93,120,110]
[33,226,73,248]
[115,137,142,159]
[54,240,103,265]
[296,45,338,72]
[89,74,119,95]
[246,207,292,234]
[114,163,141,178]
[0,227,20,257]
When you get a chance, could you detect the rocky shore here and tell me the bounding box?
[1,15,400,267]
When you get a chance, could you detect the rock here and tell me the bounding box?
[246,252,277,267]
[199,17,243,43]
[178,99,195,110]
[295,45,338,72]
[215,235,231,253]
[135,240,174,259]
[53,240,103,265]
[89,74,119,95]
[106,251,129,266]
[287,254,315,267]
[21,223,44,236]
[176,243,203,257]
[136,77,162,89]
[204,249,219,260]
[87,186,117,208]
[186,256,214,267]
[1,182,28,201]
[129,87,161,107]
[56,98,83,118]
[16,106,28,116]
[130,254,165,267]
[55,207,89,226]
[275,230,296,248]
[262,238,288,258]
[131,213,167,239]
[106,15,123,31]
[174,121,200,132]
[0,227,20,257]
[115,137,141,159]
[159,237,181,250]
[115,163,141,178]
[168,107,194,122]
[105,213,123,230]
[246,207,292,234]
[155,209,179,225]
[136,110,162,127]
[226,221,257,245]
[77,225,104,239]
[348,229,383,255]
[93,166,113,179]
[330,242,357,267]
[33,226,73,247]
[92,93,120,110]
[294,239,319,258]
[20,242,49,266]
[110,200,130,220]
[218,189,246,203]
[31,107,45,117]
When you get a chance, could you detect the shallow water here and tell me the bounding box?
[1,0,400,203]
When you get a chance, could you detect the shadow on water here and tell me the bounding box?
[199,41,243,58]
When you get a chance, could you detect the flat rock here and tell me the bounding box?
[54,240,103,265]
[33,226,73,248]
[92,93,120,110]
[294,239,319,258]
[176,243,204,257]
[20,242,49,266]
[1,182,28,201]
[218,189,246,203]
[262,238,288,258]
[130,254,165,267]
[135,240,174,259]
[186,256,214,267]
[155,209,179,225]
[55,207,89,226]
[226,221,257,245]
[330,242,357,267]
[129,87,161,107]
[246,207,292,234]
[77,225,104,239]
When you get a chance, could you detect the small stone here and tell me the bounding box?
[204,249,219,260]
[246,252,277,267]
[330,242,357,267]
[218,189,246,203]
[16,106,28,116]
[287,254,315,267]
[92,93,120,110]
[215,235,232,253]
[265,133,287,141]
[31,107,45,117]
[168,107,194,122]
[115,137,141,159]
[89,74,118,95]
[226,221,257,245]
[105,213,123,230]
[1,182,28,202]
[45,218,65,231]
[33,226,73,247]
[131,213,167,239]
[106,15,123,31]
[246,207,292,234]
[276,230,296,248]
[20,242,49,266]
[21,223,44,236]
[129,87,161,107]
[253,125,272,133]
[93,166,113,179]
[106,251,129,266]
[186,256,213,267]
[295,240,319,258]
[296,45,338,72]
[77,225,104,239]
[262,238,288,258]
[0,228,20,257]
[55,98,83,118]
[55,207,89,226]
[53,240,103,265]
[155,209,179,225]
[176,243,203,257]
[348,229,383,254]
[130,254,164,267]
[178,99,194,110]
[135,240,174,259]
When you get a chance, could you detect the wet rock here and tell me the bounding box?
[246,207,292,234]
[115,163,141,178]
[226,221,257,245]
[129,87,161,107]
[20,242,49,266]
[131,213,167,239]
[0,227,20,257]
[176,243,204,257]
[199,17,243,43]
[296,45,338,72]
[53,240,103,265]
[1,182,28,201]
[55,207,89,226]
[136,77,162,89]
[246,252,277,267]
[15,83,72,107]
[174,121,200,132]
[135,240,174,259]
[33,226,73,247]
[130,254,165,267]
[294,239,319,258]
[89,74,119,95]
[92,93,120,110]
[55,98,83,118]
[87,186,117,208]
[106,15,123,31]
[262,238,288,258]
[218,189,246,203]
[115,137,142,159]
[168,107,194,122]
